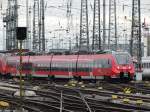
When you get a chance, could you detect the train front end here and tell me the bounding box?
[112,52,135,80]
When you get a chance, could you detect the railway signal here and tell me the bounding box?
[16,27,27,40]
[16,27,27,106]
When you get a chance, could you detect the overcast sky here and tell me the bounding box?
[0,0,150,50]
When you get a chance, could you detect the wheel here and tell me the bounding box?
[104,76,110,81]
[73,76,81,82]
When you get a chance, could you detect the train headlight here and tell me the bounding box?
[128,66,131,69]
[117,66,120,69]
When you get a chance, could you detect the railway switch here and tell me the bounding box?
[123,88,131,94]
[123,98,130,104]
[78,82,84,85]
[97,87,103,90]
[64,84,68,87]
[112,95,118,99]
[33,86,40,90]
[71,83,76,87]
[81,85,85,88]
[136,100,143,105]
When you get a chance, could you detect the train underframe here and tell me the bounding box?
[0,71,134,83]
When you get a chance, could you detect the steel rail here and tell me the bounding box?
[60,90,63,112]
[76,90,93,112]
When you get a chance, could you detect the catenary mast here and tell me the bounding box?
[92,0,101,51]
[79,0,89,51]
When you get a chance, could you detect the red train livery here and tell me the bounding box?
[0,51,135,80]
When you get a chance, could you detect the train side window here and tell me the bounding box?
[59,62,62,71]
[146,63,148,68]
[97,60,101,68]
[108,59,112,68]
[54,63,57,70]
[66,62,69,71]
[93,61,96,68]
[103,60,107,68]
[94,60,99,68]
[72,62,76,72]
[141,63,144,68]
[84,63,87,71]
[144,63,146,68]
[52,62,55,70]
[142,64,143,68]
[86,62,88,68]
[143,63,145,68]
[81,63,83,68]
[90,61,93,69]
[79,63,82,68]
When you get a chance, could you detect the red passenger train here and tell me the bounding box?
[0,51,135,81]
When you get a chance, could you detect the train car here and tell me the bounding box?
[1,51,135,81]
[76,52,134,80]
[5,55,19,77]
[0,53,7,75]
[141,57,150,78]
[31,55,52,77]
[112,52,134,80]
[31,51,134,80]
[5,55,31,77]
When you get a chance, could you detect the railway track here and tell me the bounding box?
[0,79,150,111]
[99,82,150,95]
[52,85,150,110]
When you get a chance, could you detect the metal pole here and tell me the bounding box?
[41,0,45,52]
[138,0,142,71]
[60,91,63,112]
[19,40,23,104]
[130,0,134,56]
[114,0,117,50]
[108,0,111,49]
[26,0,29,49]
[86,0,89,51]
[103,0,106,50]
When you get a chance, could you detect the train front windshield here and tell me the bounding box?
[115,53,130,65]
